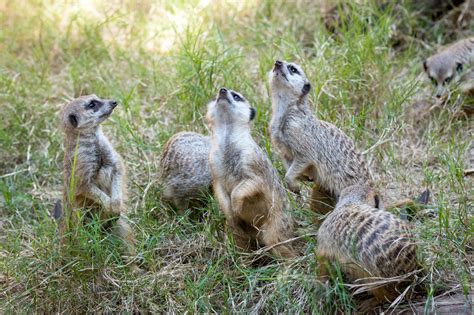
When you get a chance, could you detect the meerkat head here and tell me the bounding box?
[61,94,118,132]
[337,184,382,209]
[423,56,463,98]
[206,88,256,130]
[269,60,311,102]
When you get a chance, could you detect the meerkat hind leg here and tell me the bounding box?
[113,215,137,264]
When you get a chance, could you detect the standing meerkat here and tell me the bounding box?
[269,60,377,215]
[59,95,135,260]
[423,37,474,98]
[317,184,419,302]
[207,88,295,258]
[159,131,212,213]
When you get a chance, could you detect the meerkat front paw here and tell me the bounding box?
[108,198,123,216]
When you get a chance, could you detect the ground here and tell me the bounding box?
[0,0,472,313]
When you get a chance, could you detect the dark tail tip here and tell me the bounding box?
[416,189,430,205]
[52,200,62,221]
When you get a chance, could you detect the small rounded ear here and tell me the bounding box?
[69,114,78,128]
[374,194,380,209]
[423,60,427,72]
[249,107,256,121]
[302,83,311,95]
[456,63,463,73]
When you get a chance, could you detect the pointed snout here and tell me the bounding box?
[273,60,283,71]
[217,88,229,102]
[435,85,446,99]
[110,100,118,108]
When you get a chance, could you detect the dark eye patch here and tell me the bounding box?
[86,99,102,111]
[287,65,299,74]
[232,93,242,102]
[443,76,453,84]
[429,77,437,86]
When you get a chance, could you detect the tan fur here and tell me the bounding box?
[207,88,295,258]
[317,185,419,302]
[424,37,474,98]
[268,60,377,215]
[159,131,212,213]
[59,95,136,260]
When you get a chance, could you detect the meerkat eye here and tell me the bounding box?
[444,76,452,84]
[287,65,298,74]
[232,93,242,102]
[88,100,100,109]
[456,63,463,73]
[430,78,437,86]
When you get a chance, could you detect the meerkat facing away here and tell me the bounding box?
[60,95,135,260]
[269,60,378,215]
[159,132,212,213]
[207,88,295,258]
[424,37,474,98]
[317,184,419,302]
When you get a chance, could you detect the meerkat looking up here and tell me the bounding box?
[207,88,295,258]
[423,37,474,98]
[317,184,419,302]
[159,132,212,213]
[60,95,135,260]
[269,60,378,215]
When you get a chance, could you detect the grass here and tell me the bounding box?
[0,0,472,312]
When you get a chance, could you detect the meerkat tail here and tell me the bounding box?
[52,200,62,221]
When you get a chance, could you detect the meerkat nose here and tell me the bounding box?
[219,88,227,95]
[274,60,283,67]
[111,100,118,108]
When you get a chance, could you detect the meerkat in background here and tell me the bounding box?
[159,132,212,213]
[207,88,295,258]
[423,37,474,98]
[269,60,377,215]
[317,184,419,302]
[60,95,135,260]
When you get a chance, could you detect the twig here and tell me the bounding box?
[0,169,28,179]
[253,233,318,255]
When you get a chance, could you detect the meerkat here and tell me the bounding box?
[59,95,135,260]
[159,131,212,213]
[269,60,378,215]
[316,184,419,302]
[207,88,295,258]
[423,37,474,98]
